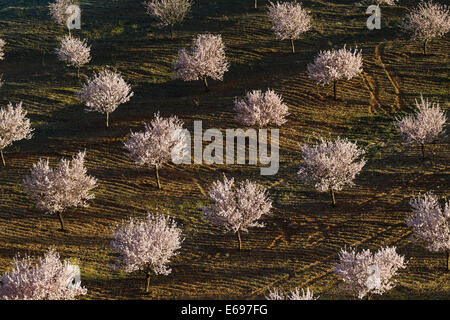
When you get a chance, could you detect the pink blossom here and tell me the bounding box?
[111,213,183,292]
[201,175,272,250]
[334,246,406,299]
[23,151,97,231]
[234,89,289,127]
[0,248,87,300]
[174,33,229,91]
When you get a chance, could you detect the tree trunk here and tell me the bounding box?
[169,25,173,39]
[330,188,336,207]
[155,165,161,189]
[106,112,109,128]
[145,272,151,292]
[254,0,257,9]
[290,39,295,54]
[0,149,5,167]
[202,77,209,92]
[77,66,80,79]
[237,230,242,250]
[421,144,425,159]
[57,212,65,231]
[333,80,337,100]
[423,40,428,55]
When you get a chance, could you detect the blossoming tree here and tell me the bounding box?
[123,112,188,189]
[49,0,77,34]
[308,46,363,100]
[402,0,450,54]
[201,175,272,250]
[76,68,133,128]
[267,1,312,54]
[395,95,446,158]
[234,89,289,127]
[297,137,366,206]
[23,151,97,231]
[0,102,33,166]
[0,248,87,300]
[174,33,229,91]
[111,213,183,292]
[406,192,450,270]
[144,0,192,39]
[55,35,91,78]
[333,246,406,299]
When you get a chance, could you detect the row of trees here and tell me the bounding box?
[141,1,450,57]
[0,95,446,231]
[1,187,447,299]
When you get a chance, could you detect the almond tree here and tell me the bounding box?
[395,95,446,158]
[123,113,188,189]
[234,89,289,127]
[333,246,406,299]
[111,213,183,292]
[297,137,366,206]
[401,0,450,55]
[406,192,450,270]
[23,151,97,231]
[174,33,229,91]
[76,68,133,128]
[267,1,312,54]
[0,102,33,167]
[49,0,76,33]
[55,35,91,78]
[266,287,317,300]
[144,0,192,39]
[308,46,363,100]
[0,39,5,61]
[201,175,272,250]
[0,248,87,300]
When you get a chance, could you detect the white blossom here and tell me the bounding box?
[174,33,229,91]
[0,101,33,166]
[144,0,192,38]
[333,246,406,299]
[0,248,87,300]
[23,151,97,231]
[76,68,133,127]
[267,1,312,53]
[123,112,188,189]
[111,213,183,292]
[234,89,289,127]
[55,35,91,77]
[401,0,450,54]
[307,45,363,99]
[407,193,449,269]
[395,95,446,157]
[201,175,272,250]
[297,137,366,206]
[49,0,74,26]
[266,287,317,300]
[0,39,5,61]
